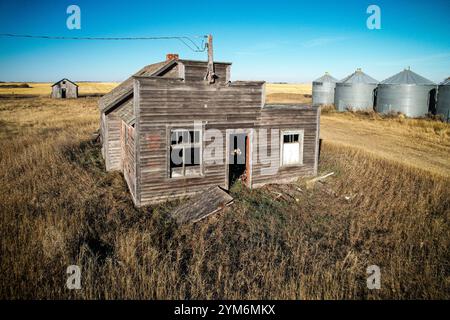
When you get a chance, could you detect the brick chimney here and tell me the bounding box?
[166,53,179,61]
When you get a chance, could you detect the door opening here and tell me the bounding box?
[428,88,437,114]
[228,133,249,189]
[61,88,67,99]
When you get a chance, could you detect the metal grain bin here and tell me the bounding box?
[436,77,450,122]
[334,68,378,111]
[312,72,338,106]
[376,68,436,118]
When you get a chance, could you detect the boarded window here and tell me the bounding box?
[170,129,202,177]
[281,130,304,166]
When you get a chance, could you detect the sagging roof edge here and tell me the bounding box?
[51,78,79,87]
[99,60,178,113]
[178,59,232,65]
[100,59,236,113]
[132,76,266,86]
[103,91,133,115]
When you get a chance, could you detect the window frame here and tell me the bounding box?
[280,129,304,167]
[168,127,203,178]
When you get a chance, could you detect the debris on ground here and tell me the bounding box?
[306,172,335,189]
[170,186,234,224]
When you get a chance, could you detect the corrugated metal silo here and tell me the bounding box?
[334,68,378,111]
[312,72,338,106]
[436,77,450,122]
[376,68,437,117]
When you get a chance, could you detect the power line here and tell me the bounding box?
[0,33,208,52]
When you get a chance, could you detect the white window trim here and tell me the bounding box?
[168,128,204,178]
[280,129,304,167]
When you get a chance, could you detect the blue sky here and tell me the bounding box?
[0,0,449,83]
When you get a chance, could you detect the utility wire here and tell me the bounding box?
[0,33,208,52]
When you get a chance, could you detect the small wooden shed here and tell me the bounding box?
[51,78,78,99]
[99,53,320,207]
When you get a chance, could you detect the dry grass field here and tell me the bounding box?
[321,111,450,177]
[0,82,118,96]
[0,88,449,299]
[265,83,312,104]
[0,82,309,101]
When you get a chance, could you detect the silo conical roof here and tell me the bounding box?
[381,68,435,85]
[314,72,338,83]
[439,77,450,85]
[339,68,378,84]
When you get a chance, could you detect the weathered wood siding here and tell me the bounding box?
[100,112,107,159]
[134,78,263,205]
[133,77,319,206]
[121,121,137,201]
[180,61,230,83]
[105,113,122,171]
[51,80,78,98]
[252,107,320,187]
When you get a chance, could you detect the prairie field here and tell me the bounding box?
[265,83,312,104]
[0,82,118,96]
[0,88,449,299]
[0,82,309,100]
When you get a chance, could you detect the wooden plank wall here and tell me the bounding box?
[121,121,137,201]
[181,61,230,84]
[252,107,319,187]
[105,113,122,171]
[51,81,78,98]
[100,112,107,159]
[133,78,319,206]
[135,78,263,205]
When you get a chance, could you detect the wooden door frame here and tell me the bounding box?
[225,128,253,189]
[120,120,126,171]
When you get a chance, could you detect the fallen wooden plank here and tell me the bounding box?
[306,172,335,189]
[170,186,234,224]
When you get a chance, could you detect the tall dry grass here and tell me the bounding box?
[0,97,448,299]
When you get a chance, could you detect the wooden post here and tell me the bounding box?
[205,34,215,84]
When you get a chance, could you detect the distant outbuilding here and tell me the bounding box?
[376,68,436,117]
[51,78,78,99]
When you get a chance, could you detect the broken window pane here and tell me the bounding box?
[185,147,200,166]
[170,129,202,177]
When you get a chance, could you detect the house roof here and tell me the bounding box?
[113,98,135,125]
[99,60,177,113]
[381,68,435,85]
[99,59,235,113]
[51,78,78,87]
[339,69,378,84]
[439,77,450,85]
[178,59,232,65]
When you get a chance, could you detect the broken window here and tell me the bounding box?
[170,129,202,178]
[281,130,304,166]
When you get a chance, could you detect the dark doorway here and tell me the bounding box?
[61,88,67,99]
[428,88,436,114]
[228,133,249,188]
[373,87,378,111]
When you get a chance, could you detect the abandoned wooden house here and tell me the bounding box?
[51,78,78,98]
[99,49,320,207]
